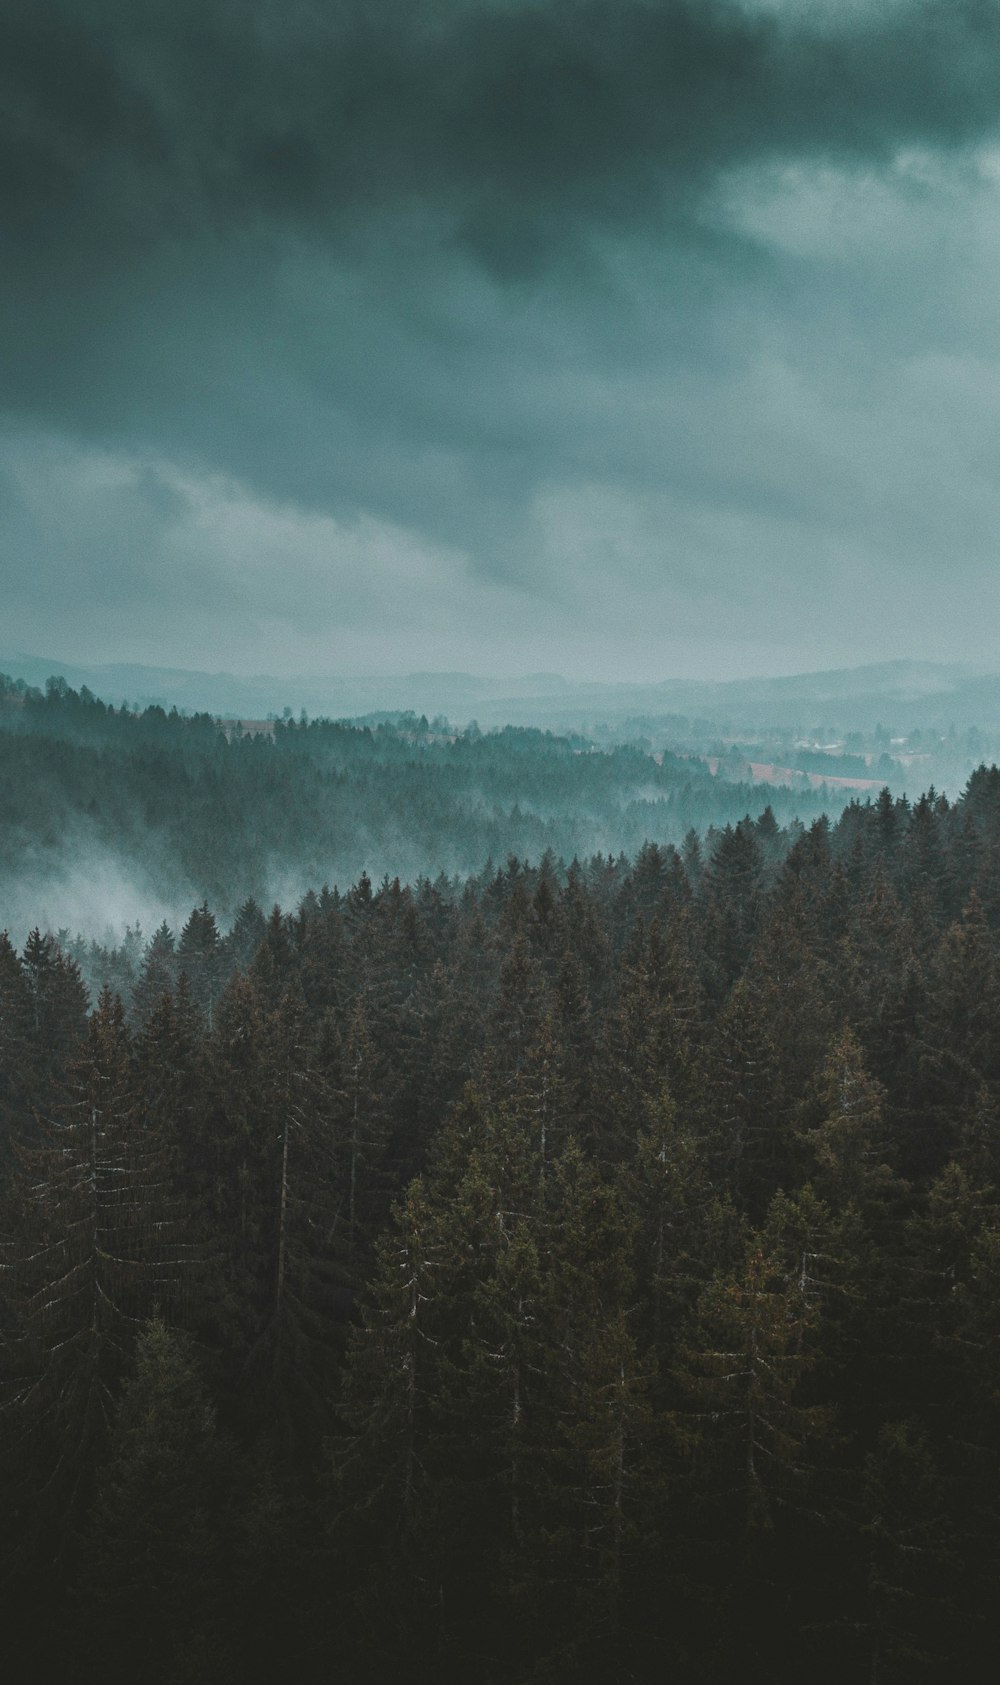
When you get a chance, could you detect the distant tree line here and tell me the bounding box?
[0,672,838,918]
[4,767,1000,1679]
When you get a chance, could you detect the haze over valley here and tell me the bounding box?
[4,655,998,956]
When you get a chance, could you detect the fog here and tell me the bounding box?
[1,676,865,953]
[0,846,181,954]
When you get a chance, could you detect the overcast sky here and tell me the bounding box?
[2,0,1000,683]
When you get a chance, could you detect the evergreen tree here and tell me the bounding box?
[0,932,34,1159]
[130,920,177,1028]
[177,904,225,1023]
[1,991,185,1571]
[72,1318,232,1685]
[672,1236,836,1675]
[862,1422,961,1683]
[711,975,792,1217]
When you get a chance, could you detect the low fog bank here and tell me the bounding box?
[0,672,860,962]
[7,667,992,974]
[0,845,181,953]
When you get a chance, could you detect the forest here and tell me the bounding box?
[0,672,841,933]
[3,727,1000,1681]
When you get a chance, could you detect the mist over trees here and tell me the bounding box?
[0,671,846,937]
[4,741,1000,1679]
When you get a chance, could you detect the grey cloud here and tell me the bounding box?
[3,1,999,268]
[3,2,1000,682]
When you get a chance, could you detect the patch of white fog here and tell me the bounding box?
[0,849,185,952]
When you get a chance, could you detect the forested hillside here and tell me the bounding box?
[4,769,1000,1680]
[0,672,837,933]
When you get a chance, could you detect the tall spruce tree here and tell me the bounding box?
[1,991,186,1573]
[71,1318,231,1685]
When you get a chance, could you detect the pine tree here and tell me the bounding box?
[671,1233,836,1670]
[619,1087,739,1372]
[701,821,764,995]
[711,975,792,1218]
[862,1422,960,1683]
[333,1175,458,1678]
[804,1027,900,1218]
[264,986,344,1441]
[226,897,267,974]
[484,931,547,1094]
[130,921,177,1029]
[177,903,225,1023]
[0,932,34,1160]
[675,1237,832,1535]
[918,893,1000,1171]
[332,997,392,1276]
[21,927,88,1098]
[516,1142,655,1683]
[72,1318,232,1685]
[1,991,187,1570]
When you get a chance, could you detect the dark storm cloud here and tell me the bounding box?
[3,1,1000,679]
[3,0,998,269]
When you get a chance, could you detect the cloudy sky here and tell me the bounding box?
[2,0,1000,682]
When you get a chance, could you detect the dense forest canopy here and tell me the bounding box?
[4,731,1000,1680]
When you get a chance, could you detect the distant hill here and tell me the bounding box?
[0,652,996,733]
[0,671,842,939]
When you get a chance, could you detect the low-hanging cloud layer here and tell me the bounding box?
[3,0,1000,681]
